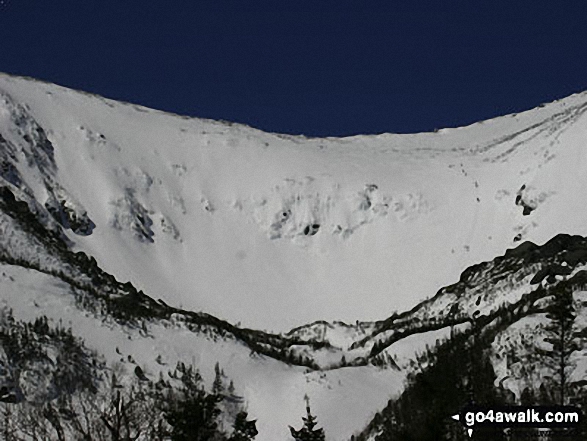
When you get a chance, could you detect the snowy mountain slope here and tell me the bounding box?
[2,73,587,331]
[3,161,587,439]
[5,216,587,439]
[3,73,587,439]
[357,263,587,440]
[0,188,405,439]
[0,259,404,440]
[0,187,347,372]
[352,234,587,355]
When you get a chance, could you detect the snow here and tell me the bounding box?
[3,73,587,332]
[491,313,551,400]
[381,323,470,371]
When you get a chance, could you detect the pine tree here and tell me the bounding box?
[539,284,580,405]
[212,362,224,397]
[227,380,235,396]
[160,363,223,441]
[289,395,325,441]
[228,411,258,440]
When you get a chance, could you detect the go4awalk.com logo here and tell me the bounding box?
[451,405,582,437]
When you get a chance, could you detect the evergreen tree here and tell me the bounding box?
[160,363,223,441]
[289,395,325,441]
[228,411,258,440]
[539,284,580,405]
[212,361,225,397]
[227,380,235,396]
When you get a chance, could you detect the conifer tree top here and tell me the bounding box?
[289,395,325,441]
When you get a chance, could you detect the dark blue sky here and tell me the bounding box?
[1,1,587,136]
